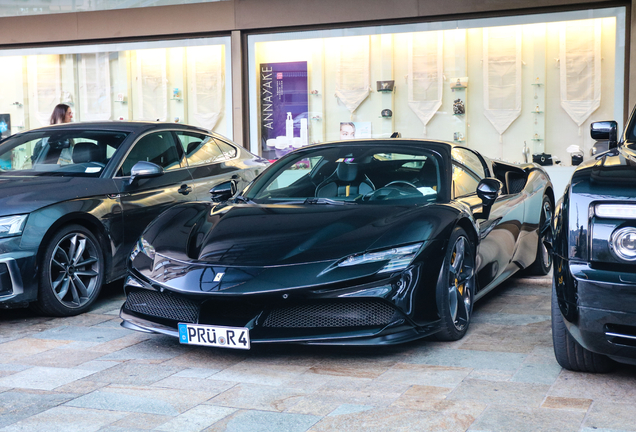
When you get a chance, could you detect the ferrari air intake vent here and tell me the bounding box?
[262,300,395,328]
[125,289,199,323]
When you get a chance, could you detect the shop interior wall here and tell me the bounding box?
[251,16,620,166]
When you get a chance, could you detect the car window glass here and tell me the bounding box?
[452,148,486,179]
[121,132,183,176]
[215,139,238,159]
[247,147,440,204]
[176,131,226,167]
[453,164,480,197]
[0,130,127,177]
[264,157,317,193]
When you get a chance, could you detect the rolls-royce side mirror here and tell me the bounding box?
[475,178,503,220]
[590,121,618,149]
[129,161,164,185]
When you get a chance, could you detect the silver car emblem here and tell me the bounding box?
[214,272,225,282]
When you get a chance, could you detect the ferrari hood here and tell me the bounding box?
[143,201,456,267]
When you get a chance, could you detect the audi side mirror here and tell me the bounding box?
[129,161,163,185]
[590,121,618,149]
[475,178,503,220]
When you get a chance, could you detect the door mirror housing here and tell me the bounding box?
[210,181,236,202]
[590,121,618,149]
[129,161,164,185]
[475,178,503,219]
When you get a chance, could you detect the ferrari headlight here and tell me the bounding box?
[130,236,156,261]
[338,243,422,273]
[609,227,636,261]
[595,204,636,219]
[0,214,28,238]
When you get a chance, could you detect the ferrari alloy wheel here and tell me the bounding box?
[527,194,553,275]
[551,281,614,372]
[34,224,104,317]
[435,226,476,341]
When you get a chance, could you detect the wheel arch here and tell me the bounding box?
[36,212,114,283]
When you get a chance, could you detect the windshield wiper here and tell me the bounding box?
[304,198,355,205]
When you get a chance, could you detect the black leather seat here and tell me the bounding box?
[72,142,104,164]
[415,158,438,190]
[315,162,374,198]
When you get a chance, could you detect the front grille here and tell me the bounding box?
[605,324,636,347]
[262,300,395,328]
[125,289,199,323]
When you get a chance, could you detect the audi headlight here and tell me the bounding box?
[0,214,28,238]
[609,227,636,261]
[130,236,156,261]
[338,243,422,273]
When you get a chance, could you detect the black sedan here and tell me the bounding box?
[121,139,553,348]
[0,122,268,316]
[552,113,636,372]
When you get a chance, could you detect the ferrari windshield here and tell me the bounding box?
[245,144,442,204]
[0,129,128,177]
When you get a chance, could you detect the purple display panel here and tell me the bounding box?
[260,61,308,160]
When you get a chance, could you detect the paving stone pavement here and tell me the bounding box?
[1,275,635,431]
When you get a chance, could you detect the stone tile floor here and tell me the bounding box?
[1,274,635,431]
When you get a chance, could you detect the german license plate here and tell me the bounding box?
[178,323,250,350]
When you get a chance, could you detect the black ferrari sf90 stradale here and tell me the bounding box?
[121,139,553,349]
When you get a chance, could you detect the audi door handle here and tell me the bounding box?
[178,184,193,195]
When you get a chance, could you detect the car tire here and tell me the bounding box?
[527,194,553,275]
[33,224,104,317]
[551,281,614,373]
[434,226,476,341]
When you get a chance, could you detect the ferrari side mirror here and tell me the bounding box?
[590,121,618,149]
[210,180,236,202]
[475,178,503,219]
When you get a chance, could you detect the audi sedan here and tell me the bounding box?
[0,122,268,316]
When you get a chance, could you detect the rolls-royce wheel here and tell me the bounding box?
[527,194,553,275]
[551,281,614,372]
[434,226,476,341]
[33,224,104,316]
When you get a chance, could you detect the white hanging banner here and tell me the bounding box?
[559,19,601,126]
[136,49,168,121]
[79,53,112,121]
[408,31,443,135]
[187,45,224,131]
[27,55,61,127]
[483,26,522,135]
[334,36,370,114]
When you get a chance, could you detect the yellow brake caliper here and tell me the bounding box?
[452,251,464,296]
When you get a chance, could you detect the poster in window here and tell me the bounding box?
[260,61,308,160]
[0,114,10,139]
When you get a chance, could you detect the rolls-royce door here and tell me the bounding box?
[174,131,247,200]
[112,131,195,275]
[452,148,525,294]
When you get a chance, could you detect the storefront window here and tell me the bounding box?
[248,8,625,166]
[0,37,232,139]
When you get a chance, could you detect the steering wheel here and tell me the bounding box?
[364,181,423,201]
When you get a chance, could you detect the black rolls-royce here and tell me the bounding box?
[552,111,636,372]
